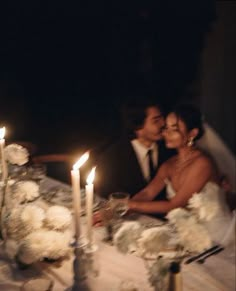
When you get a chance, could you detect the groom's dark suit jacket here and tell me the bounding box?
[95,138,175,201]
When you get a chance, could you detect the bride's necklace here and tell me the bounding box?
[174,149,198,173]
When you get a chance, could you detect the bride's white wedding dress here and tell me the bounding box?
[165,180,235,246]
[196,123,236,192]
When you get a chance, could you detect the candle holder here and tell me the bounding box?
[70,237,90,291]
[0,179,9,241]
[69,153,90,291]
[85,244,99,278]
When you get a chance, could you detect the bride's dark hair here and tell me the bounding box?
[172,104,204,141]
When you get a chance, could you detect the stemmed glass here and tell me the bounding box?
[96,193,130,244]
[109,192,130,234]
[99,202,114,243]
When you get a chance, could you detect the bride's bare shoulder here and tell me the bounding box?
[194,149,215,168]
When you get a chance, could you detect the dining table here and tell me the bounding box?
[0,176,235,291]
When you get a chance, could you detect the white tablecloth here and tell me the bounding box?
[0,177,235,291]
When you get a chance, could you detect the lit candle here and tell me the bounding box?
[86,167,96,247]
[71,152,89,241]
[0,127,8,182]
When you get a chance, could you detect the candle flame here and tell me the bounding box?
[0,127,6,139]
[87,167,96,184]
[73,151,89,170]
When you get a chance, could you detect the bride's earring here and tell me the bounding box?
[187,137,194,147]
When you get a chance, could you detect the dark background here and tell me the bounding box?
[0,0,235,158]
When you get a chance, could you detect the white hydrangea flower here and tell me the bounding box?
[4,205,45,240]
[176,220,212,253]
[167,207,212,253]
[4,239,19,260]
[113,221,142,254]
[166,208,192,224]
[12,180,39,203]
[137,226,172,258]
[17,230,71,265]
[4,144,29,165]
[45,205,72,231]
[21,205,45,232]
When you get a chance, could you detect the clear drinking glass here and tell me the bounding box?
[85,244,100,277]
[109,192,130,219]
[99,201,114,243]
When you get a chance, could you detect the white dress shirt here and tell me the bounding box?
[131,139,158,182]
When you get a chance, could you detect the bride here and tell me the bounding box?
[129,104,233,245]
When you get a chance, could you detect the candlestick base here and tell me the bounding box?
[85,244,99,278]
[70,237,89,290]
[66,281,91,291]
[0,180,9,241]
[68,281,91,291]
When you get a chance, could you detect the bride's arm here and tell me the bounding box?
[129,156,213,214]
[131,162,169,202]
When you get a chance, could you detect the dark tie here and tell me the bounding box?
[147,149,155,181]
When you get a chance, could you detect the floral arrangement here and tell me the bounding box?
[166,208,212,253]
[114,184,221,258]
[114,198,216,290]
[12,180,40,203]
[1,144,30,239]
[4,203,73,265]
[114,210,212,259]
[44,205,72,231]
[4,205,45,240]
[113,221,142,254]
[114,221,180,290]
[1,143,73,266]
[17,230,72,265]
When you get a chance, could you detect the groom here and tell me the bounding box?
[95,98,175,200]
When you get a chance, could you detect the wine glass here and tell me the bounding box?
[99,202,114,243]
[109,192,130,219]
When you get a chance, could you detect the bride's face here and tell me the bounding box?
[162,113,189,148]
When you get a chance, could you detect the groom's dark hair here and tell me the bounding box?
[121,97,164,139]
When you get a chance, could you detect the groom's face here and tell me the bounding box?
[137,106,164,143]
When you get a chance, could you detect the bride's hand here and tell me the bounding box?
[93,211,103,227]
[128,200,136,211]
